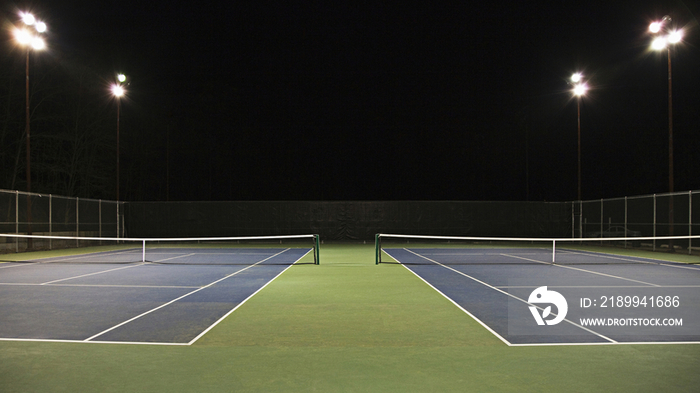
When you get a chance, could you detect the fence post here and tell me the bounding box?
[653,194,657,251]
[49,194,52,249]
[99,199,102,238]
[624,196,628,248]
[579,200,583,239]
[76,197,80,247]
[600,199,604,244]
[571,202,574,238]
[15,190,18,252]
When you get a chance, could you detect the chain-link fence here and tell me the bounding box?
[3,188,698,253]
[572,191,699,253]
[0,189,125,252]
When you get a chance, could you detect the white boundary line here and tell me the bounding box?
[557,249,700,271]
[499,285,700,289]
[0,282,200,289]
[0,337,190,346]
[84,249,293,342]
[187,248,313,345]
[401,248,617,344]
[386,248,700,346]
[384,249,513,346]
[12,251,201,286]
[508,341,700,347]
[0,248,311,345]
[502,254,661,287]
[145,253,197,263]
[41,248,142,263]
[0,263,34,269]
[41,264,146,285]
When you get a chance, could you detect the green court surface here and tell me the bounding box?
[1,243,699,392]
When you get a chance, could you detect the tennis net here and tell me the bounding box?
[0,233,320,265]
[375,233,700,266]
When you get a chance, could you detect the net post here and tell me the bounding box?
[375,233,381,264]
[314,234,320,265]
[552,239,556,263]
[142,239,146,262]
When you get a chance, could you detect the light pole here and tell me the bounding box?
[13,12,47,245]
[649,16,683,242]
[570,72,588,202]
[111,75,125,238]
[111,75,126,202]
[570,72,588,239]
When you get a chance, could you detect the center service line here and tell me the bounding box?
[41,263,146,285]
[503,253,660,287]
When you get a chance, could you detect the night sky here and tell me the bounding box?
[5,0,700,201]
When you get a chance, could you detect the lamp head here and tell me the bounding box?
[21,13,35,26]
[111,84,125,97]
[573,83,588,97]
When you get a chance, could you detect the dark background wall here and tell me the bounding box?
[125,201,572,240]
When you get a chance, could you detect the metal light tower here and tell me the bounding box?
[569,72,588,239]
[111,75,126,202]
[570,72,588,202]
[13,12,47,244]
[649,16,683,242]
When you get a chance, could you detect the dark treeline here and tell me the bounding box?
[2,2,700,203]
[1,50,113,198]
[0,42,174,201]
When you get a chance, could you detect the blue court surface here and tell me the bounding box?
[0,248,311,344]
[385,248,700,346]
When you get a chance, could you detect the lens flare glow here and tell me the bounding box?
[117,74,126,83]
[31,37,45,50]
[649,22,662,33]
[13,28,31,45]
[111,84,125,97]
[573,83,588,97]
[571,73,582,83]
[21,13,35,26]
[667,30,683,44]
[13,24,46,50]
[651,36,667,50]
[35,21,47,33]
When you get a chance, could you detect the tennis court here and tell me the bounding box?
[378,234,700,346]
[0,234,317,344]
[2,240,700,392]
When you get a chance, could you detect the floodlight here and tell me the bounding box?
[649,22,662,33]
[117,74,126,83]
[30,37,45,50]
[111,84,125,97]
[573,83,588,97]
[667,30,683,44]
[651,36,667,51]
[35,21,47,33]
[13,28,31,45]
[21,13,35,26]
